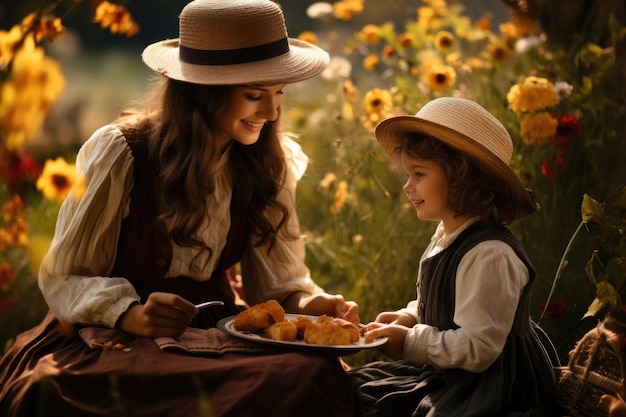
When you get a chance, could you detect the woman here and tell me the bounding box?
[0,1,361,416]
[350,98,563,416]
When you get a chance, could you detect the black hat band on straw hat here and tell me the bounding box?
[179,38,290,66]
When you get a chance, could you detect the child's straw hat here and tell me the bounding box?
[375,97,539,215]
[142,0,329,85]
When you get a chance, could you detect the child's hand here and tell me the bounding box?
[600,394,626,417]
[375,311,417,327]
[361,322,408,360]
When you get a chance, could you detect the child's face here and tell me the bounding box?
[215,84,285,149]
[401,152,454,224]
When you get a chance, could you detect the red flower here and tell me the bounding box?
[538,300,568,319]
[554,115,581,153]
[0,150,41,193]
[541,155,566,179]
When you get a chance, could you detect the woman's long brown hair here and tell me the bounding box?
[116,77,290,260]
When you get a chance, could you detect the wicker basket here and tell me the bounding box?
[557,317,626,417]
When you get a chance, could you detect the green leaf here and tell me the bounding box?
[584,252,601,285]
[603,185,626,228]
[596,280,622,312]
[585,297,605,317]
[581,193,605,225]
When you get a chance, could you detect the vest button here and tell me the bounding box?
[156,259,166,268]
[419,302,425,310]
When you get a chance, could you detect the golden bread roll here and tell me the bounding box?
[263,320,298,342]
[303,315,360,346]
[290,315,313,338]
[233,300,285,332]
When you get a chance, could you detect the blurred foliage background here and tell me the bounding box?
[1,0,625,368]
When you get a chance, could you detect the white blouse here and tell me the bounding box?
[400,218,529,373]
[38,125,322,329]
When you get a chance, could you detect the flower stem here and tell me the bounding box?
[538,219,584,324]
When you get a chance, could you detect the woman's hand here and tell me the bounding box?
[117,292,198,338]
[284,292,360,325]
[361,322,409,360]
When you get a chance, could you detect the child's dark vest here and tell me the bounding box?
[418,221,535,333]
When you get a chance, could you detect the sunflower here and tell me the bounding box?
[423,63,456,92]
[363,54,380,71]
[433,31,455,51]
[363,88,392,115]
[35,157,79,203]
[397,33,415,49]
[359,24,381,44]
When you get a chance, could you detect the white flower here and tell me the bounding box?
[321,56,352,81]
[306,2,334,19]
[553,81,574,101]
[515,36,542,53]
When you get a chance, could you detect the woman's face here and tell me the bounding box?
[401,152,459,230]
[215,84,285,149]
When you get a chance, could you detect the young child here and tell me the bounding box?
[350,97,563,416]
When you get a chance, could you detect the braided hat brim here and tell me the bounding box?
[142,38,329,85]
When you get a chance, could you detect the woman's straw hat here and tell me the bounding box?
[375,97,539,215]
[142,0,329,85]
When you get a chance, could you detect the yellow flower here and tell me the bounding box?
[333,0,364,21]
[428,0,449,16]
[474,16,492,31]
[341,79,357,101]
[319,172,337,190]
[397,33,415,49]
[21,12,66,43]
[0,25,23,67]
[297,31,318,45]
[359,24,381,44]
[93,1,140,37]
[487,43,513,64]
[434,31,455,51]
[423,63,456,92]
[330,180,349,213]
[0,34,66,150]
[417,7,440,30]
[466,57,485,70]
[363,54,380,71]
[363,88,393,116]
[36,157,78,203]
[507,76,558,113]
[381,45,396,60]
[445,52,462,67]
[520,112,558,145]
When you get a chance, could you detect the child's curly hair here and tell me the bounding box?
[392,133,522,225]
